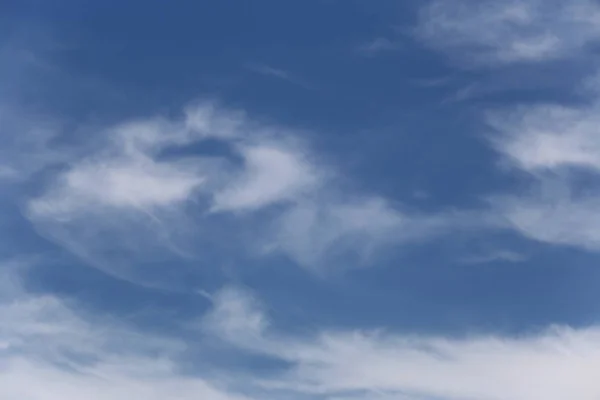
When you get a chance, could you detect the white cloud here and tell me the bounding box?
[417,0,600,65]
[21,102,472,277]
[489,103,600,173]
[493,190,600,251]
[184,101,247,141]
[0,361,249,400]
[460,249,528,264]
[426,0,600,254]
[267,197,455,269]
[202,286,270,350]
[26,103,324,221]
[27,116,210,219]
[29,156,204,218]
[0,263,250,400]
[485,95,600,251]
[20,264,600,400]
[5,264,600,400]
[413,0,600,249]
[23,112,219,284]
[204,286,600,400]
[212,143,321,212]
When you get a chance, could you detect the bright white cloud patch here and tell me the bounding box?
[204,286,600,400]
[30,157,204,218]
[27,118,202,219]
[417,0,600,65]
[212,143,320,212]
[490,103,600,173]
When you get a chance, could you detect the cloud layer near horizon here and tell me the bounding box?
[201,286,600,400]
[4,261,600,400]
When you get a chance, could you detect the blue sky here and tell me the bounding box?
[2,1,600,399]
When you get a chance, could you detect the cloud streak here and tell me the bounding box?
[417,0,600,66]
[245,63,315,89]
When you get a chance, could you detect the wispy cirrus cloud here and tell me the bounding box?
[22,102,479,281]
[417,0,600,66]
[245,63,292,81]
[459,249,528,264]
[356,37,401,55]
[266,197,471,270]
[244,63,315,89]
